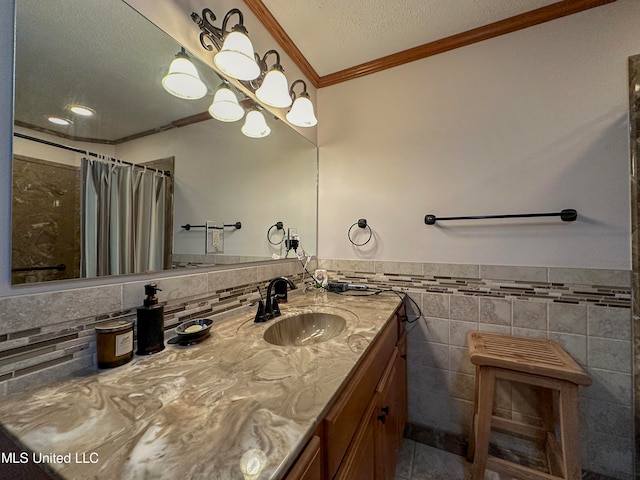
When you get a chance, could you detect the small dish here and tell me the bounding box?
[175,318,213,344]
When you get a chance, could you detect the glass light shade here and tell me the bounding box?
[255,68,292,108]
[241,110,271,138]
[162,55,207,100]
[208,87,244,122]
[214,29,260,81]
[286,95,317,127]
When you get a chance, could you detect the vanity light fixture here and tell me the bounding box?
[255,50,292,109]
[68,105,95,117]
[241,109,270,138]
[191,8,260,81]
[192,7,317,127]
[286,80,317,128]
[208,83,245,122]
[162,48,208,100]
[47,116,72,126]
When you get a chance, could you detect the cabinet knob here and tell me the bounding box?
[377,414,386,424]
[381,406,389,415]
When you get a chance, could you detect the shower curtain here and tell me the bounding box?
[80,157,167,277]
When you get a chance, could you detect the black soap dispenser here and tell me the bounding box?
[136,283,165,355]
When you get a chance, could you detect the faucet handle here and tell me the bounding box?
[254,300,267,323]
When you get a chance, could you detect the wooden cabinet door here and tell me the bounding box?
[375,348,406,480]
[283,435,322,480]
[324,317,398,478]
[334,398,377,480]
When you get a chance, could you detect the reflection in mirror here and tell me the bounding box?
[11,0,318,284]
[630,54,640,288]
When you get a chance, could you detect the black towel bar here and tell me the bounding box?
[12,264,66,272]
[424,209,577,225]
[181,222,242,230]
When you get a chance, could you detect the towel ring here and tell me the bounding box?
[348,219,372,246]
[267,221,285,245]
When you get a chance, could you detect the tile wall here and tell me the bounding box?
[0,258,633,478]
[0,260,308,398]
[318,259,634,480]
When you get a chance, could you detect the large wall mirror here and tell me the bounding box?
[11,0,318,284]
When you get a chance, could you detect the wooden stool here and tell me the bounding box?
[466,331,591,480]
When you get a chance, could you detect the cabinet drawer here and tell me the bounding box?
[324,316,398,478]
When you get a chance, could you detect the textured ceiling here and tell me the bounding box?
[15,0,225,142]
[260,0,559,76]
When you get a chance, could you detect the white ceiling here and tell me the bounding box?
[260,0,559,77]
[15,0,227,142]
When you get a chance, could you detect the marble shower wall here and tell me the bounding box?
[11,155,81,284]
[317,259,633,479]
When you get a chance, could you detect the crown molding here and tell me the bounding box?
[242,0,320,87]
[244,0,616,89]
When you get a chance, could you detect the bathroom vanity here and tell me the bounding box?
[285,295,407,480]
[0,290,405,480]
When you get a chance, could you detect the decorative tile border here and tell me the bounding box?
[322,262,631,309]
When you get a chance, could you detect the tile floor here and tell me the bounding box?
[394,440,511,480]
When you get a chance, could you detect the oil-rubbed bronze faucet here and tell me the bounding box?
[254,277,296,323]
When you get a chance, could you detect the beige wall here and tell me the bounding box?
[317,0,640,270]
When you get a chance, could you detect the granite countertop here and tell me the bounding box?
[0,289,402,480]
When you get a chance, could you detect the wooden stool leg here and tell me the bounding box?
[467,365,481,462]
[539,387,555,434]
[539,387,564,477]
[558,383,581,480]
[470,366,496,480]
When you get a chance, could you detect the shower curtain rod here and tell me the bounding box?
[13,132,171,177]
